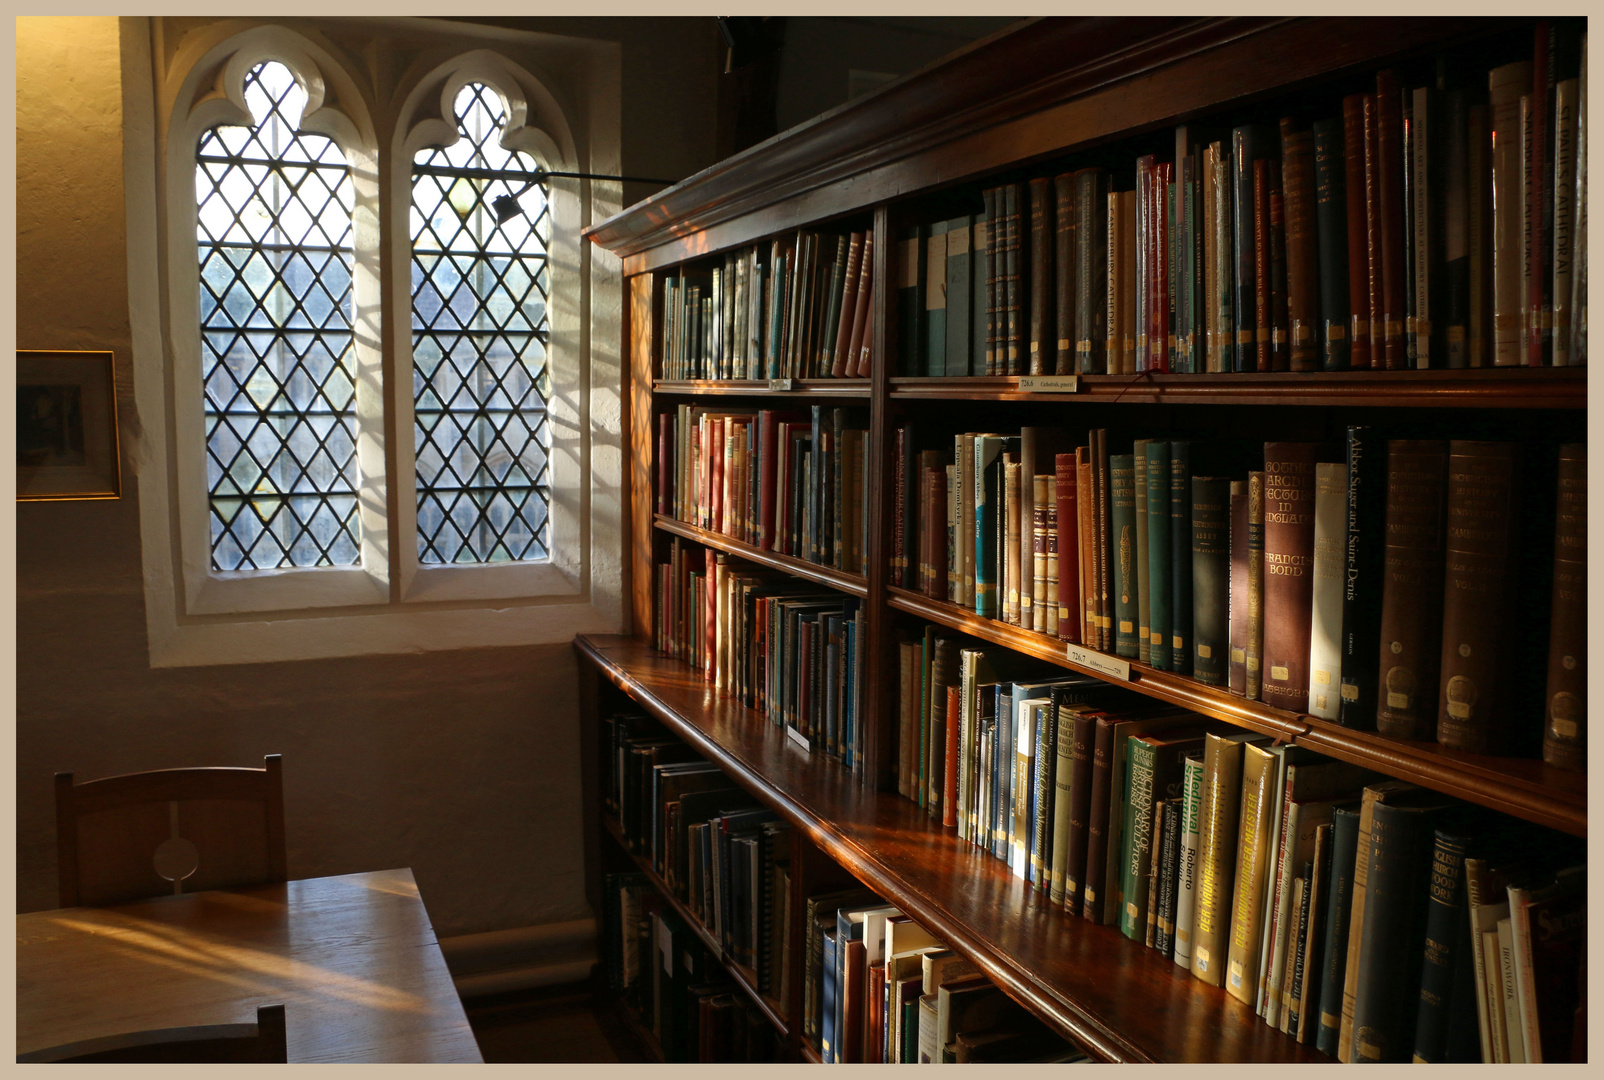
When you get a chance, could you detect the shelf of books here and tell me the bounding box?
[584,14,1587,1066]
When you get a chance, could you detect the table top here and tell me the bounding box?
[16,868,483,1064]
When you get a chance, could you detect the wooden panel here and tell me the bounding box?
[654,516,867,598]
[15,869,481,1064]
[862,205,899,793]
[593,18,1518,271]
[890,368,1587,409]
[628,272,657,638]
[575,635,1325,1064]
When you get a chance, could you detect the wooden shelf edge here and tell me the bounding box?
[655,379,871,398]
[884,589,1587,839]
[799,1042,823,1064]
[575,635,1323,1064]
[885,587,1305,742]
[655,516,870,597]
[602,816,791,1036]
[888,369,1587,409]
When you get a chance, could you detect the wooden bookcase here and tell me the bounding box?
[575,15,1585,1063]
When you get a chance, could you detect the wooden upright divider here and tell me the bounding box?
[576,15,1586,1064]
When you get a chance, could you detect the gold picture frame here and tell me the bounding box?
[17,350,122,500]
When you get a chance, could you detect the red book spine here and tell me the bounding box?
[657,412,671,517]
[1377,68,1408,368]
[943,685,961,829]
[1056,452,1080,643]
[1529,23,1551,366]
[929,466,948,600]
[710,417,726,535]
[1254,157,1273,372]
[1259,442,1320,714]
[1153,162,1172,373]
[1341,95,1373,369]
[704,546,717,680]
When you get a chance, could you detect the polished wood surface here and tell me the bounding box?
[655,515,867,597]
[16,869,481,1064]
[655,378,871,398]
[576,634,1323,1064]
[56,756,286,908]
[19,1004,287,1064]
[588,18,1518,274]
[890,368,1587,409]
[887,587,1585,837]
[629,272,657,638]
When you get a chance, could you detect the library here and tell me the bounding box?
[15,15,1587,1064]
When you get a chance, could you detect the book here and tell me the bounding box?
[1507,864,1586,1062]
[1172,751,1205,969]
[1259,442,1321,713]
[1231,125,1272,372]
[945,217,973,377]
[1313,115,1351,370]
[1335,778,1417,1061]
[1121,726,1206,941]
[1489,61,1533,366]
[1246,470,1265,700]
[1145,440,1172,671]
[1191,729,1266,985]
[1542,443,1586,770]
[1411,827,1476,1062]
[1224,740,1278,1005]
[1075,168,1110,374]
[1055,452,1082,643]
[1154,795,1183,956]
[1337,426,1387,730]
[1305,461,1347,720]
[1350,790,1449,1062]
[1110,454,1138,658]
[1341,94,1373,369]
[1292,822,1331,1042]
[1435,442,1519,755]
[1373,441,1449,741]
[1190,476,1230,687]
[1314,802,1361,1056]
[1054,173,1078,375]
[1376,68,1407,368]
[1134,439,1151,664]
[1027,178,1052,376]
[1280,118,1320,371]
[1169,439,1192,672]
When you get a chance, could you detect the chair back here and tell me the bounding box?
[17,1004,287,1063]
[55,755,286,908]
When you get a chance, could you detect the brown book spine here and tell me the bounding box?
[1343,94,1375,369]
[852,233,875,377]
[1260,443,1320,713]
[1374,440,1449,740]
[1095,428,1112,651]
[1064,709,1097,912]
[1377,69,1408,368]
[1082,715,1115,923]
[1054,173,1078,375]
[1467,103,1491,368]
[1528,23,1551,367]
[1436,442,1520,754]
[1254,157,1273,372]
[1247,471,1265,700]
[1543,444,1586,769]
[1228,479,1250,695]
[1028,176,1053,375]
[983,186,1000,376]
[927,463,950,600]
[1269,177,1290,371]
[1282,119,1320,371]
[1056,452,1081,643]
[1364,93,1386,368]
[1004,183,1023,375]
[831,232,866,377]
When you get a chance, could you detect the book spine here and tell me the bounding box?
[1030,699,1057,890]
[1553,78,1578,365]
[1111,455,1138,658]
[1490,63,1533,365]
[1543,443,1586,769]
[1225,743,1276,1005]
[1055,173,1078,375]
[1081,717,1114,923]
[1033,474,1051,633]
[1106,188,1122,372]
[1169,440,1193,673]
[1191,732,1244,987]
[1467,102,1491,367]
[1376,69,1408,368]
[1146,441,1173,671]
[1232,126,1262,371]
[1028,178,1052,375]
[1411,829,1471,1062]
[1247,471,1265,700]
[1095,430,1112,651]
[1155,796,1182,957]
[1146,799,1166,946]
[1352,801,1442,1063]
[1307,461,1348,720]
[1374,441,1450,740]
[1445,90,1471,368]
[1136,155,1153,372]
[1003,459,1023,625]
[1045,487,1060,638]
[1254,157,1272,372]
[1048,705,1076,904]
[1078,450,1096,645]
[1191,476,1231,686]
[1172,753,1204,968]
[1337,426,1386,730]
[943,686,961,828]
[1120,736,1159,940]
[1435,441,1519,755]
[1003,184,1023,375]
[1155,164,1173,373]
[1260,442,1320,713]
[946,220,972,377]
[1135,441,1152,665]
[1076,168,1109,373]
[1282,119,1320,370]
[1228,480,1249,694]
[1056,453,1080,641]
[1529,24,1553,367]
[1315,804,1360,1056]
[1269,174,1290,371]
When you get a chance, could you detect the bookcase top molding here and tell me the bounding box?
[585,16,1518,270]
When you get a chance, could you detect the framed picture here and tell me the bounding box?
[17,350,121,500]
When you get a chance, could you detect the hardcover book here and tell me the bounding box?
[1260,442,1321,713]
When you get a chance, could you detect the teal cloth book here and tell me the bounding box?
[1145,440,1172,670]
[1110,454,1138,657]
[945,215,973,376]
[1190,475,1231,686]
[1134,438,1152,666]
[924,221,948,376]
[1168,439,1193,672]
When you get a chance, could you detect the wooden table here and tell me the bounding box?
[16,868,482,1063]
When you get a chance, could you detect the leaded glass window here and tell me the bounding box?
[411,82,551,565]
[196,61,360,571]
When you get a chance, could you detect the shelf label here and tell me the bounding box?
[768,378,796,391]
[1015,375,1080,393]
[786,726,813,753]
[1067,644,1131,681]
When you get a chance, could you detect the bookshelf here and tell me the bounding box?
[578,15,1586,1064]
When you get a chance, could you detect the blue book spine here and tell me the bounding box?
[821,927,839,1063]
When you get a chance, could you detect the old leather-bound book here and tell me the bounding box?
[1373,441,1449,741]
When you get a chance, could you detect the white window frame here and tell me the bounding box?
[123,17,625,666]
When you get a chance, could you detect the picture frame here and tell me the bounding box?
[17,350,122,501]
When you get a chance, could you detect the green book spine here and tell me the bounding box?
[1146,440,1172,670]
[1169,440,1193,671]
[1111,454,1139,657]
[1315,803,1361,1056]
[1135,438,1152,665]
[1048,703,1077,905]
[1121,735,1159,940]
[925,221,949,376]
[1191,475,1231,685]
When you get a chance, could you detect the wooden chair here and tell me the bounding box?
[55,755,286,908]
[17,1004,287,1063]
